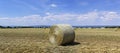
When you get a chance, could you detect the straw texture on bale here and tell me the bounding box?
[49,24,75,45]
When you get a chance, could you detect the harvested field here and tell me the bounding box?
[0,28,120,53]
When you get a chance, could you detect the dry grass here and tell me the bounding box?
[0,28,120,53]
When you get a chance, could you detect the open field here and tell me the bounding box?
[0,28,120,53]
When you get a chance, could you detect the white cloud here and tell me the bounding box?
[77,11,99,21]
[45,12,52,15]
[50,4,57,7]
[100,11,119,21]
[0,11,120,26]
[0,15,43,26]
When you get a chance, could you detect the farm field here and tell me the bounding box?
[0,28,120,53]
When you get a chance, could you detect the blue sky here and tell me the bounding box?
[0,0,120,26]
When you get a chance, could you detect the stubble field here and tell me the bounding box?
[0,28,120,53]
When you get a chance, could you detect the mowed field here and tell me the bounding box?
[0,28,120,53]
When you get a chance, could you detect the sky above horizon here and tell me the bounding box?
[0,0,120,26]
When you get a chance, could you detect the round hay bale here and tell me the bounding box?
[49,24,75,45]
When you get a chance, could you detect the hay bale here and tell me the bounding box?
[49,24,75,45]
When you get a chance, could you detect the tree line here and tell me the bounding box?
[0,26,50,28]
[1,25,120,28]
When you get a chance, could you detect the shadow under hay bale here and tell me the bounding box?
[62,42,80,46]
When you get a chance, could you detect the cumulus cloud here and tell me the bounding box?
[0,15,43,26]
[45,12,53,15]
[50,4,57,7]
[0,11,120,26]
[100,11,119,21]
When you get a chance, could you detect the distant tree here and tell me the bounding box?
[6,26,12,28]
[0,26,4,28]
[0,26,2,27]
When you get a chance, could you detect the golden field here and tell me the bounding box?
[0,28,120,53]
